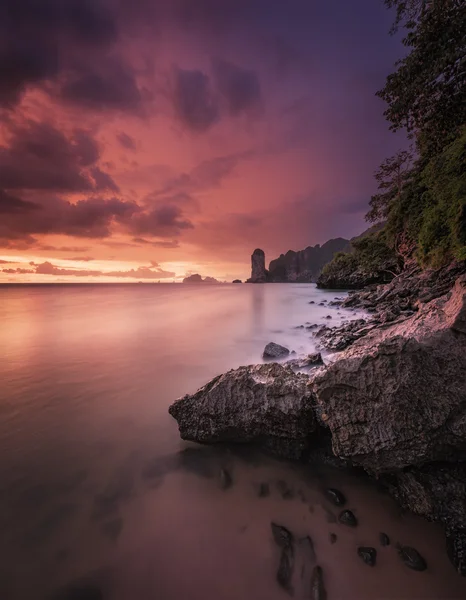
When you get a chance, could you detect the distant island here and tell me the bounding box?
[183,274,219,284]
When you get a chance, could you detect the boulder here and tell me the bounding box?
[169,363,315,460]
[312,275,466,473]
[263,342,290,360]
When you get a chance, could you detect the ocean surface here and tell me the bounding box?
[1,283,465,599]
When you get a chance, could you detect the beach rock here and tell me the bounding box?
[271,523,294,548]
[271,523,295,593]
[397,546,427,571]
[379,533,390,547]
[358,547,377,566]
[312,275,466,473]
[310,566,327,600]
[169,363,315,460]
[285,353,324,371]
[324,488,346,506]
[338,510,358,527]
[263,342,290,359]
[219,468,233,490]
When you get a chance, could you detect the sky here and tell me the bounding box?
[0,0,405,283]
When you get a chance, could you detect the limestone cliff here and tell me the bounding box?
[268,238,350,283]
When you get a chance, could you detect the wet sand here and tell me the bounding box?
[3,447,465,600]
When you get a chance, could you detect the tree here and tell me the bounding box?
[366,149,414,223]
[378,1,466,157]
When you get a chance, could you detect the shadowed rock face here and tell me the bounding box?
[169,363,315,460]
[312,275,466,473]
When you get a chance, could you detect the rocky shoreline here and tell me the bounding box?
[169,263,466,576]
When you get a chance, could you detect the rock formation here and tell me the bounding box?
[169,363,315,460]
[169,273,466,573]
[268,238,350,283]
[248,248,268,283]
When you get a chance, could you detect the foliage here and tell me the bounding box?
[417,128,466,265]
[367,149,414,223]
[378,0,466,158]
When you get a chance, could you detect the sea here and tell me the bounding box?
[1,283,465,599]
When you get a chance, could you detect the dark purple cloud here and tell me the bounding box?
[130,203,194,237]
[0,121,117,192]
[172,67,219,132]
[0,189,40,214]
[132,238,180,248]
[0,0,117,108]
[59,57,143,113]
[213,60,262,116]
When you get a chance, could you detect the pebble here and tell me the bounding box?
[379,532,390,547]
[397,545,427,571]
[310,566,327,600]
[338,509,358,527]
[358,546,377,566]
[325,488,346,506]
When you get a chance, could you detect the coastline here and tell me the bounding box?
[169,262,466,576]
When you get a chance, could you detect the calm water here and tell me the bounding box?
[0,284,465,599]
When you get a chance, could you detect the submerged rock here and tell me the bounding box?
[310,566,327,600]
[169,363,315,460]
[325,488,346,506]
[338,510,358,527]
[271,523,295,593]
[358,547,377,566]
[397,545,427,571]
[379,532,390,547]
[262,342,290,359]
[219,468,233,490]
[271,523,294,549]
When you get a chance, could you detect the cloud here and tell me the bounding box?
[63,256,94,262]
[29,261,176,279]
[0,259,14,264]
[0,189,40,213]
[39,245,90,252]
[2,267,34,274]
[171,67,219,132]
[0,194,139,241]
[132,238,180,248]
[130,203,194,237]
[213,59,262,116]
[117,132,137,151]
[59,57,143,113]
[0,121,117,192]
[0,0,117,108]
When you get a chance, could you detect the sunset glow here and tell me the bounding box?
[0,0,404,283]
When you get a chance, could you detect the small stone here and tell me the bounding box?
[258,482,270,498]
[338,509,358,527]
[263,342,290,359]
[325,315,332,320]
[271,523,294,549]
[358,546,377,566]
[310,566,327,600]
[277,546,294,593]
[219,468,233,490]
[325,488,346,506]
[329,533,337,544]
[277,480,294,500]
[379,532,390,547]
[397,545,427,571]
[309,301,315,304]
